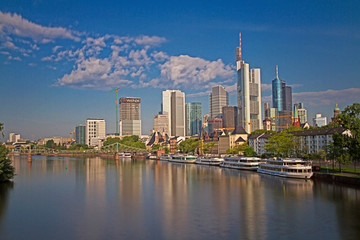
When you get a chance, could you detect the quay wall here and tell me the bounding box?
[313,172,360,187]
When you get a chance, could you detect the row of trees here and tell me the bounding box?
[103,135,146,149]
[0,123,15,182]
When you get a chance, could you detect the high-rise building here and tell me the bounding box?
[154,114,169,135]
[8,133,15,143]
[209,85,228,118]
[294,103,307,125]
[236,33,262,133]
[185,102,202,136]
[119,97,141,136]
[208,118,223,134]
[313,114,327,127]
[85,119,106,146]
[75,124,86,145]
[222,106,238,130]
[162,90,186,137]
[272,66,292,129]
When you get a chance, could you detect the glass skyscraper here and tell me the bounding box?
[185,102,202,136]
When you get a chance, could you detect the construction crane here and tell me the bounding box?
[110,88,120,135]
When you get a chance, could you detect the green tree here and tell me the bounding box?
[335,103,360,169]
[45,140,56,149]
[265,131,298,157]
[325,133,351,172]
[203,142,216,154]
[0,123,15,182]
[103,137,121,146]
[152,144,161,151]
[164,147,170,154]
[178,139,200,153]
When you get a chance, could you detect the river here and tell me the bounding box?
[0,156,359,240]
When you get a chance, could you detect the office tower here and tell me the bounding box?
[8,133,15,143]
[272,66,292,129]
[222,106,238,130]
[154,114,169,135]
[209,85,228,118]
[119,97,141,136]
[75,125,86,145]
[294,103,307,125]
[208,118,223,134]
[236,33,262,133]
[85,119,106,146]
[162,90,185,136]
[313,114,327,127]
[186,102,202,136]
[264,103,271,119]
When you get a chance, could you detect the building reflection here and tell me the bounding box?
[5,156,360,239]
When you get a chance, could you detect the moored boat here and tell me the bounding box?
[159,154,172,161]
[195,157,224,166]
[257,158,313,179]
[220,156,263,170]
[119,152,132,158]
[169,155,197,164]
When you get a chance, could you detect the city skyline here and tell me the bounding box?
[1,0,360,140]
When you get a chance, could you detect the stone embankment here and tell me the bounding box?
[313,172,360,187]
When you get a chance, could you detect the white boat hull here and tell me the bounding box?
[220,163,259,171]
[257,168,313,179]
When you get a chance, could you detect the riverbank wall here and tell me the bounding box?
[313,172,360,187]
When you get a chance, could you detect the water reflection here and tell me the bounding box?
[1,156,359,240]
[0,182,14,225]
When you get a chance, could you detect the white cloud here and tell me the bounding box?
[134,35,166,46]
[157,55,234,89]
[52,45,62,53]
[0,11,81,42]
[261,83,272,92]
[293,88,360,106]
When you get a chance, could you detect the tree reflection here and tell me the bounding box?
[0,182,14,224]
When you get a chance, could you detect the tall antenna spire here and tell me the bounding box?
[239,32,242,61]
[236,32,242,62]
[276,65,279,79]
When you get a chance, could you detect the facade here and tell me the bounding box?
[208,118,223,134]
[248,127,349,155]
[119,120,141,136]
[209,85,228,118]
[154,114,169,135]
[38,137,72,146]
[119,97,141,136]
[85,119,106,146]
[75,125,86,145]
[162,90,186,137]
[8,133,16,143]
[185,102,202,136]
[313,114,327,127]
[218,133,248,154]
[294,103,308,125]
[222,106,238,130]
[236,33,262,133]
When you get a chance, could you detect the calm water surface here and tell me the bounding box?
[0,156,359,240]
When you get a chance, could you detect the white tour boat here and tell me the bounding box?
[220,156,263,171]
[195,157,224,166]
[159,154,172,161]
[257,158,313,179]
[169,155,197,164]
[119,152,132,158]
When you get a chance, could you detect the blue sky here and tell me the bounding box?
[1,0,360,140]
